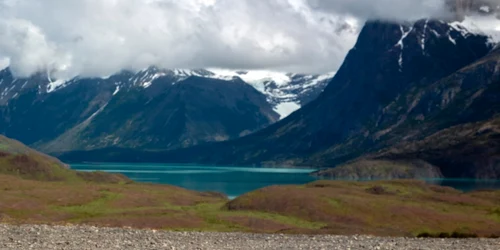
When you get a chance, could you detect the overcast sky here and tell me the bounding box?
[0,0,451,78]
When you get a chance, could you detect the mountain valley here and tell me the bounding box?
[58,8,500,180]
[0,68,333,153]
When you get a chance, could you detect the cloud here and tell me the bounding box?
[0,58,9,70]
[308,0,449,22]
[1,0,471,78]
[0,0,361,78]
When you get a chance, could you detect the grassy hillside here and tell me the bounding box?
[0,134,228,230]
[0,135,130,183]
[226,180,500,237]
[0,135,75,181]
[1,176,499,237]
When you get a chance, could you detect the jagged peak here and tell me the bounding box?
[387,16,498,71]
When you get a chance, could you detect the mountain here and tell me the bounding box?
[0,67,332,153]
[316,117,500,180]
[314,46,500,179]
[0,134,65,168]
[59,14,500,179]
[208,69,335,119]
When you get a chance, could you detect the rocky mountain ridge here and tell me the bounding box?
[0,67,333,153]
[0,67,333,118]
[315,46,500,179]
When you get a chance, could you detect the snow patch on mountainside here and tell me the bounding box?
[208,69,291,86]
[0,58,9,70]
[46,71,69,93]
[396,25,414,70]
[393,15,500,75]
[209,69,334,91]
[131,69,167,88]
[274,102,301,119]
[113,85,120,96]
[46,79,68,93]
[130,68,216,88]
[450,15,500,45]
[421,19,429,51]
[300,72,335,89]
[173,69,211,78]
[209,68,334,119]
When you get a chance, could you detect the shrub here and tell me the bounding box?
[451,231,478,238]
[417,232,433,238]
[417,231,478,238]
[438,232,450,238]
[366,186,390,195]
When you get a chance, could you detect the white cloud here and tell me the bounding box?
[0,0,461,79]
[0,0,361,78]
[0,57,9,70]
[308,0,449,22]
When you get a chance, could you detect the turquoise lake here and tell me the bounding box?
[71,163,500,199]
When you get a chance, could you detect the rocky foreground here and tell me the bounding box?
[0,225,498,250]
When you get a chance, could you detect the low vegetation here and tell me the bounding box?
[2,173,500,236]
[1,135,500,236]
[225,180,500,236]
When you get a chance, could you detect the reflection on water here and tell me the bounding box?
[71,163,500,198]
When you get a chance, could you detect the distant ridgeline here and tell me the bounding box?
[0,68,332,153]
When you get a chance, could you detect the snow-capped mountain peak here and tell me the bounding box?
[392,11,499,73]
[0,66,335,119]
[115,67,335,119]
[446,0,500,44]
[450,15,500,45]
[209,69,292,87]
[208,69,335,119]
[128,67,216,88]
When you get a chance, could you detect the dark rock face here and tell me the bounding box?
[304,21,500,179]
[0,76,114,146]
[276,19,491,157]
[58,19,500,180]
[372,116,500,180]
[312,29,500,179]
[63,76,277,152]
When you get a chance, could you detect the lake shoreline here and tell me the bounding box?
[70,163,500,198]
[1,171,500,237]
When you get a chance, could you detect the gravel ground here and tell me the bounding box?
[0,224,499,250]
